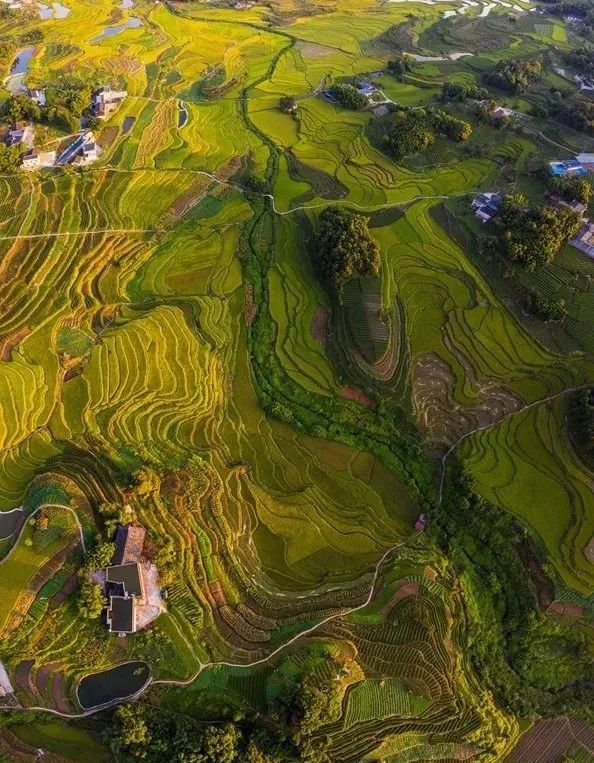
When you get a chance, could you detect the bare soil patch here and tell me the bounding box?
[311,304,330,347]
[339,387,375,407]
[584,534,594,563]
[380,581,420,617]
[548,601,585,617]
[413,351,523,451]
[506,717,594,762]
[0,327,29,361]
[244,285,257,327]
[296,41,335,59]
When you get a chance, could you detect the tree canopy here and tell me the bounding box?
[490,194,582,270]
[314,207,380,293]
[483,58,542,93]
[327,83,368,110]
[379,108,471,160]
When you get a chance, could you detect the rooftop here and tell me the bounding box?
[106,562,143,597]
[113,524,146,565]
[107,596,136,633]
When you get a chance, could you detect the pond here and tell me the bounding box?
[178,100,188,128]
[122,115,135,133]
[90,17,142,44]
[5,47,34,94]
[121,0,134,7]
[39,2,70,18]
[0,509,23,540]
[77,661,150,710]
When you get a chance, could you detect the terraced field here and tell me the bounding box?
[0,0,592,759]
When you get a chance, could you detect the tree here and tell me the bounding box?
[2,94,41,123]
[441,81,488,101]
[433,109,472,141]
[314,207,380,293]
[483,58,542,93]
[279,96,296,113]
[327,83,368,110]
[491,194,582,270]
[78,576,105,620]
[382,108,435,159]
[0,144,24,173]
[548,174,592,204]
[108,704,151,757]
[528,290,568,321]
[200,724,241,763]
[386,53,414,79]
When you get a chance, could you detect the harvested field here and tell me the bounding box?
[506,717,594,763]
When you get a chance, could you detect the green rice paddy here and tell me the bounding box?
[0,0,592,758]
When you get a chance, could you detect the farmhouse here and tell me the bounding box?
[21,147,56,170]
[91,85,128,119]
[5,121,34,148]
[28,88,46,106]
[104,524,163,635]
[549,159,588,177]
[472,192,502,223]
[570,220,594,258]
[356,81,376,97]
[56,131,99,165]
[414,514,428,532]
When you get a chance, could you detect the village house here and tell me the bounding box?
[28,88,46,107]
[105,524,147,634]
[56,130,100,165]
[5,121,34,148]
[472,192,502,223]
[91,85,128,119]
[21,147,56,170]
[570,220,594,259]
[415,514,428,532]
[103,524,163,635]
[549,158,588,177]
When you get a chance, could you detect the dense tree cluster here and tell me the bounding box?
[379,108,472,160]
[77,540,115,620]
[1,78,97,134]
[0,143,24,173]
[327,83,368,110]
[544,0,594,29]
[482,58,542,93]
[562,46,594,78]
[440,80,489,102]
[279,96,297,113]
[386,53,414,79]
[550,99,594,132]
[435,462,594,716]
[569,386,594,466]
[433,109,473,141]
[314,207,380,293]
[548,174,592,204]
[103,660,345,763]
[527,289,568,321]
[489,194,582,270]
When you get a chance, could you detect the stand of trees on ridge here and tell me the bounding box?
[378,108,472,161]
[327,83,368,110]
[440,81,489,102]
[314,207,380,294]
[100,655,347,762]
[569,386,594,468]
[488,194,582,270]
[548,174,592,204]
[482,58,542,93]
[435,461,594,718]
[386,52,414,79]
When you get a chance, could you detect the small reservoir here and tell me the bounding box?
[77,661,150,709]
[90,17,142,44]
[5,47,34,94]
